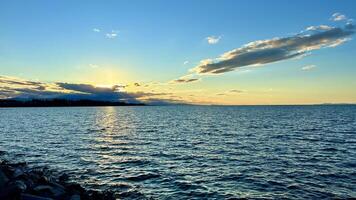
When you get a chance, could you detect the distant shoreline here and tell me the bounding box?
[0,99,145,107]
[0,99,355,107]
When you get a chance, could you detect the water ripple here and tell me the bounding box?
[0,105,356,199]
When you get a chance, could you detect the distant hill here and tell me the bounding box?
[0,99,145,107]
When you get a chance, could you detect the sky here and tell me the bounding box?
[1,0,356,105]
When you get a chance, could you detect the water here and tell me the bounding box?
[0,105,356,199]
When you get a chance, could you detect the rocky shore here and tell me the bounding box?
[0,159,116,200]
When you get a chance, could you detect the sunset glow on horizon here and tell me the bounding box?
[1,0,356,105]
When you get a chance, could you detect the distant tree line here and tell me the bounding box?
[0,99,145,107]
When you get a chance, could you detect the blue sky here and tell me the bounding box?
[1,0,356,104]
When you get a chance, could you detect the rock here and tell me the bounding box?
[1,160,117,200]
[23,178,35,189]
[34,185,52,191]
[65,183,85,194]
[0,182,21,199]
[49,182,66,197]
[50,182,66,190]
[0,168,9,187]
[38,176,50,184]
[89,191,101,199]
[14,180,27,192]
[33,185,53,197]
[29,168,44,175]
[13,168,25,178]
[3,166,16,179]
[69,194,81,200]
[21,193,54,200]
[58,173,69,183]
[34,184,65,198]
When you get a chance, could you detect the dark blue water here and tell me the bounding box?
[0,105,355,199]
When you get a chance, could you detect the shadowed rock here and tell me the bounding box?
[0,159,116,200]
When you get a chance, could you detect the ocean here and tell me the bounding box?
[0,105,355,199]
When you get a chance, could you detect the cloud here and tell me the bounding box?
[129,91,172,98]
[0,76,67,100]
[141,98,190,105]
[173,77,199,83]
[229,89,243,93]
[306,25,333,31]
[206,36,221,44]
[192,23,354,75]
[0,76,134,102]
[183,61,189,65]
[89,64,99,68]
[0,76,43,87]
[331,13,347,21]
[216,89,243,96]
[301,65,317,71]
[106,31,118,39]
[0,76,184,105]
[171,74,200,84]
[56,83,121,93]
[93,28,121,39]
[133,83,141,87]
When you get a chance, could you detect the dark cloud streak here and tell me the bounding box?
[173,78,199,83]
